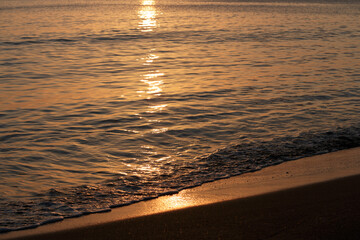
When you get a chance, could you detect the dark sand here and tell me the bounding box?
[12,174,360,240]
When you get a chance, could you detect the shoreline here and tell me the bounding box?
[1,147,360,240]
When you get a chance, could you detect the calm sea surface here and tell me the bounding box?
[0,0,359,231]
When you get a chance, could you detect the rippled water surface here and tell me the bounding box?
[0,0,360,231]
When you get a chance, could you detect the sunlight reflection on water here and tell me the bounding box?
[0,1,359,228]
[137,1,169,171]
[138,0,158,32]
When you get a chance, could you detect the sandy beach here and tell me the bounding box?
[2,147,360,240]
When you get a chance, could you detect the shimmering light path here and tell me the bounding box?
[0,0,359,232]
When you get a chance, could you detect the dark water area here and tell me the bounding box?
[0,0,359,232]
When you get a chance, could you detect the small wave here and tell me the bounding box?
[2,24,357,48]
[0,125,359,232]
[0,30,206,46]
[0,133,32,142]
[0,39,73,46]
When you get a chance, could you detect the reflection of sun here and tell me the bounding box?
[142,0,154,6]
[156,194,198,209]
[138,0,157,32]
[137,164,159,174]
[136,0,169,136]
[141,71,165,95]
[144,72,164,79]
[151,128,168,134]
[147,104,168,113]
[141,79,163,95]
[144,53,159,65]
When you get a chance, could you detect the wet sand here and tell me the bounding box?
[2,147,360,240]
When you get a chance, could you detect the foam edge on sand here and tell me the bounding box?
[2,147,360,240]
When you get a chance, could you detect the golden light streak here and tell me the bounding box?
[142,0,155,6]
[140,70,165,96]
[138,0,157,32]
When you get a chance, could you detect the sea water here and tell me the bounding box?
[0,0,359,232]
